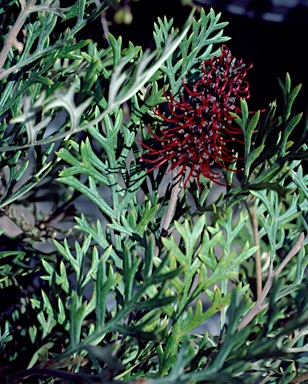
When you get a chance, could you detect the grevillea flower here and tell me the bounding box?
[140,44,253,187]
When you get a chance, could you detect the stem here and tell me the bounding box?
[0,0,36,72]
[162,167,182,233]
[94,0,110,45]
[244,197,262,298]
[237,232,305,331]
[220,280,228,329]
[250,198,262,299]
[154,168,182,258]
[290,372,308,384]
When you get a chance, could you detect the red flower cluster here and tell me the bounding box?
[141,45,252,187]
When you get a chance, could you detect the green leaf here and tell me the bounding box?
[36,312,57,339]
[245,110,260,153]
[59,40,91,58]
[151,267,183,286]
[96,256,119,328]
[58,175,114,218]
[41,260,70,294]
[198,230,222,270]
[162,237,188,270]
[109,34,123,67]
[31,290,68,330]
[70,292,87,347]
[245,145,265,178]
[144,234,156,279]
[285,72,291,94]
[174,215,206,260]
[27,342,55,369]
[280,113,303,156]
[134,296,178,311]
[239,98,249,126]
[74,215,122,268]
[291,166,308,200]
[136,203,159,235]
[286,84,302,120]
[180,289,231,335]
[36,75,54,85]
[124,247,141,302]
[0,322,13,348]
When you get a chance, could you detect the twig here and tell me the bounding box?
[154,167,182,257]
[0,0,36,72]
[274,234,305,276]
[249,198,262,298]
[162,167,182,233]
[94,0,110,45]
[290,372,308,383]
[237,232,305,331]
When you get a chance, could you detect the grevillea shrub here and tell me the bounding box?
[0,2,308,383]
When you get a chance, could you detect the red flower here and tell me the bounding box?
[140,45,253,187]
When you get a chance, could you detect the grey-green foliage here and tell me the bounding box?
[27,78,308,384]
[0,0,189,211]
[0,0,112,210]
[1,13,191,150]
[28,207,259,378]
[225,73,308,207]
[1,3,308,383]
[153,8,230,94]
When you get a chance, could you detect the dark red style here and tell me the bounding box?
[141,45,252,187]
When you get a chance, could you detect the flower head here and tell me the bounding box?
[141,45,253,187]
